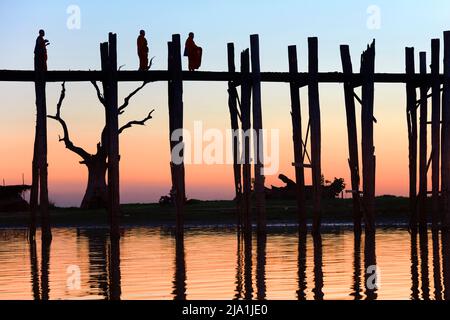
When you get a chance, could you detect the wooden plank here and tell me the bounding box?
[442,31,450,230]
[0,70,444,83]
[227,43,243,231]
[361,41,376,235]
[340,45,362,236]
[250,35,266,235]
[308,37,322,235]
[240,49,252,237]
[406,47,418,231]
[419,52,428,231]
[288,45,306,234]
[431,39,441,230]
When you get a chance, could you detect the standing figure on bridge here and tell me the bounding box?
[184,32,202,71]
[137,30,149,71]
[34,29,49,71]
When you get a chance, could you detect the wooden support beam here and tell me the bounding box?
[288,45,306,234]
[308,37,322,235]
[361,40,376,235]
[431,39,441,230]
[101,33,121,240]
[442,31,450,230]
[406,47,418,231]
[33,71,51,242]
[2,69,447,84]
[419,52,428,231]
[250,35,266,235]
[340,45,362,236]
[227,43,243,231]
[240,49,252,237]
[168,35,186,236]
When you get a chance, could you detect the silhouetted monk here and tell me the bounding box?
[184,32,202,71]
[137,30,149,71]
[34,29,49,71]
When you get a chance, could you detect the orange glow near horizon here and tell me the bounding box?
[0,81,418,207]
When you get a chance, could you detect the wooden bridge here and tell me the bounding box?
[1,32,450,242]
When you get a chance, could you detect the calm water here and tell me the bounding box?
[0,226,449,300]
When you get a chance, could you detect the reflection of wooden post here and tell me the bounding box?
[340,45,362,236]
[361,41,376,235]
[241,49,252,237]
[168,35,186,236]
[406,47,418,231]
[101,33,120,240]
[308,37,322,235]
[227,43,242,231]
[250,35,266,235]
[32,69,51,241]
[288,45,306,234]
[418,52,428,231]
[442,31,450,230]
[108,237,121,300]
[431,39,441,230]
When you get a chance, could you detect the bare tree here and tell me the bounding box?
[49,81,155,209]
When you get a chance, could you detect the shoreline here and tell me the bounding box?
[0,196,413,229]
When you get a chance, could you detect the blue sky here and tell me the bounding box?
[1,0,449,72]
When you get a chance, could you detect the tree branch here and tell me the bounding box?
[119,109,155,134]
[48,82,92,161]
[118,81,151,115]
[91,81,106,107]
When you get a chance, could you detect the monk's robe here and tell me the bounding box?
[185,38,202,71]
[137,35,149,71]
[34,36,47,71]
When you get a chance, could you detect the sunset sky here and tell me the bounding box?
[1,0,450,207]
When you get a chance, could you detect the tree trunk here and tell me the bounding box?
[81,153,108,210]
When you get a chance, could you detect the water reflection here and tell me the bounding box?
[410,231,419,300]
[79,229,108,298]
[40,240,51,300]
[312,234,324,300]
[256,233,267,300]
[296,232,307,300]
[107,237,121,300]
[419,231,430,300]
[350,234,362,300]
[0,227,447,300]
[431,231,442,301]
[364,233,377,300]
[29,240,40,300]
[443,231,450,301]
[172,235,186,300]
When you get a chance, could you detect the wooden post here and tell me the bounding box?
[250,35,266,235]
[431,39,441,230]
[29,120,39,241]
[241,49,252,237]
[101,33,121,240]
[406,47,418,231]
[361,41,376,235]
[308,37,322,235]
[33,70,51,242]
[168,35,186,236]
[227,43,242,231]
[288,45,306,234]
[419,52,428,231]
[340,45,362,236]
[442,31,450,230]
